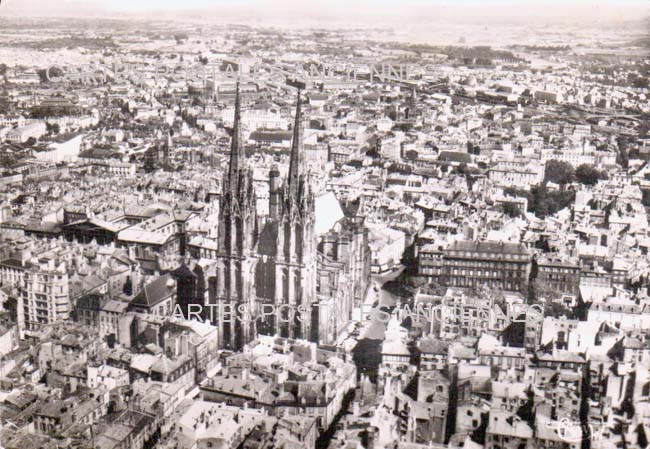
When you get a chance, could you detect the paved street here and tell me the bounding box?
[352,267,404,382]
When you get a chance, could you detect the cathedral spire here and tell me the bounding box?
[288,88,305,199]
[228,81,244,187]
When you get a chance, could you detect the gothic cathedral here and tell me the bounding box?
[210,84,318,350]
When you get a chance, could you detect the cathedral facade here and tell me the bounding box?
[205,84,371,350]
[208,85,318,350]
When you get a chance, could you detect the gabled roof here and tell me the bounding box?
[131,274,174,308]
[118,227,173,245]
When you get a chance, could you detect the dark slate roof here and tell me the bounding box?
[131,274,174,308]
[438,151,472,163]
[24,222,62,234]
[249,130,292,142]
[79,148,119,160]
[448,240,530,256]
[76,293,104,311]
[419,338,451,355]
[0,258,25,269]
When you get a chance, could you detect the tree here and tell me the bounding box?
[525,185,576,219]
[575,164,604,186]
[544,300,573,319]
[544,160,575,187]
[174,33,189,43]
[502,202,522,218]
[46,123,60,134]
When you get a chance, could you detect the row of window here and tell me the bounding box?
[447,269,524,278]
[444,260,526,269]
[447,251,529,261]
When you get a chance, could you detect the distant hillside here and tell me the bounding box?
[626,37,650,48]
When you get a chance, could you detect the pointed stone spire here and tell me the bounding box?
[228,81,244,187]
[288,88,304,200]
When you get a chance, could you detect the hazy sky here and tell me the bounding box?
[1,0,648,24]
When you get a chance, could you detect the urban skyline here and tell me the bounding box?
[1,0,648,24]
[0,2,649,449]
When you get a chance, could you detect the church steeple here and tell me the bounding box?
[288,89,305,201]
[227,81,244,188]
[213,79,259,350]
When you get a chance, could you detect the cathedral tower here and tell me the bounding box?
[212,83,259,349]
[211,86,319,349]
[255,89,318,341]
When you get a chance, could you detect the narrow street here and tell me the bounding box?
[352,267,404,383]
